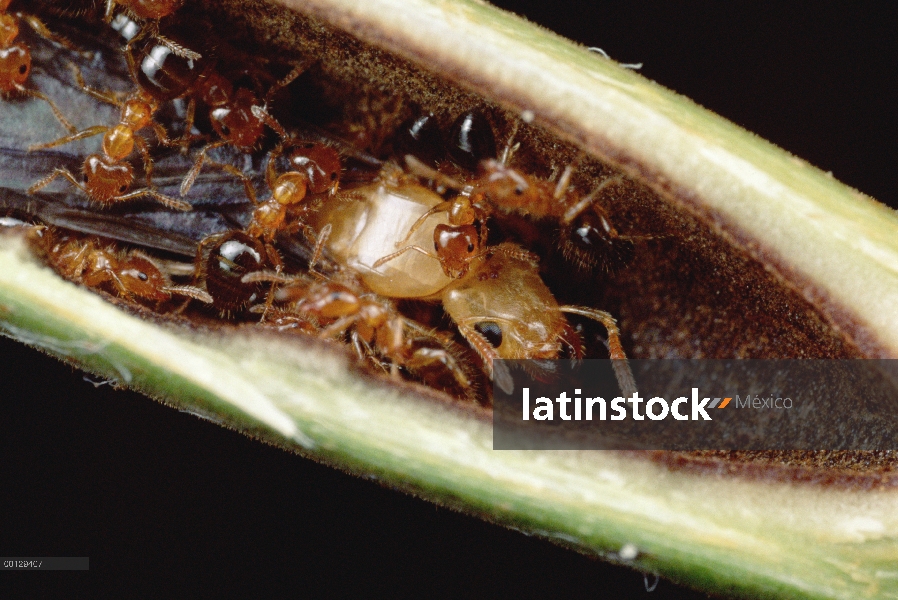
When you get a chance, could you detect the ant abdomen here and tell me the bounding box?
[126,21,207,101]
[199,231,271,313]
[394,113,444,167]
[447,110,496,172]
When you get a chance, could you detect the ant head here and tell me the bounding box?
[118,255,170,303]
[272,171,308,206]
[434,224,479,278]
[478,159,539,211]
[289,143,341,195]
[83,154,133,204]
[210,87,264,151]
[0,44,30,93]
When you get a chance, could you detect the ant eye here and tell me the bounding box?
[137,272,149,281]
[19,64,28,75]
[514,186,524,196]
[330,172,337,180]
[474,321,503,348]
[119,185,127,193]
[467,243,474,253]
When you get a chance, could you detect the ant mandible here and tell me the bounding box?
[27,64,191,211]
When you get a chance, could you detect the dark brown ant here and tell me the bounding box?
[104,1,200,67]
[1,0,81,133]
[28,225,208,305]
[27,65,190,211]
[192,230,277,315]
[178,64,305,197]
[115,13,207,102]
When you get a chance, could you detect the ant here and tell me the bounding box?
[178,64,306,197]
[191,230,277,315]
[308,173,637,396]
[1,0,82,133]
[27,64,191,212]
[104,1,200,66]
[244,269,476,398]
[401,110,639,274]
[28,225,209,306]
[243,138,342,243]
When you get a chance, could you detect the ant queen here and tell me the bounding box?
[8,2,645,404]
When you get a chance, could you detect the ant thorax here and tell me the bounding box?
[314,179,454,298]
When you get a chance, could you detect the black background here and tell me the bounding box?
[2,2,894,597]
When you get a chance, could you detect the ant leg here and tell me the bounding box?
[154,32,202,61]
[393,201,452,248]
[180,140,227,197]
[202,156,258,204]
[133,135,155,187]
[250,105,286,139]
[558,306,637,397]
[68,63,123,107]
[263,62,307,105]
[485,243,540,266]
[319,315,356,340]
[116,188,192,211]
[499,120,522,166]
[28,168,87,196]
[404,155,466,191]
[27,125,107,152]
[456,322,513,394]
[551,152,583,200]
[308,223,331,275]
[18,14,78,52]
[406,347,474,391]
[14,85,77,134]
[164,285,213,304]
[561,175,623,224]
[103,0,116,23]
[371,245,437,269]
